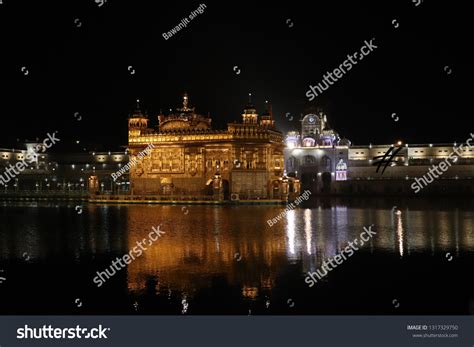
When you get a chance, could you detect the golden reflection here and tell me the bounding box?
[242,286,258,299]
[2,200,473,291]
[125,205,290,293]
[454,208,459,256]
[437,211,451,249]
[108,203,474,296]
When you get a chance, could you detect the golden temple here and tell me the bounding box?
[127,94,298,201]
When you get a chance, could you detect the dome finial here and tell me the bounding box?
[183,92,189,110]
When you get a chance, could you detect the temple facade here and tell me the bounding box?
[128,94,297,201]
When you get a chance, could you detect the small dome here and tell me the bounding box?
[338,138,352,146]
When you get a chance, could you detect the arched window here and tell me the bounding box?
[302,137,316,147]
[287,156,296,170]
[321,156,331,171]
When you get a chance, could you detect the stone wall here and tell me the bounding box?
[348,164,474,179]
[230,171,269,199]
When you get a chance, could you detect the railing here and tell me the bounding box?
[91,194,217,201]
[0,190,89,196]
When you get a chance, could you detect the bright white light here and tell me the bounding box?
[286,210,296,255]
[304,209,312,255]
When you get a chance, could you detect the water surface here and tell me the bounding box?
[0,198,473,314]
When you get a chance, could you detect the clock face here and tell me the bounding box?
[308,116,315,123]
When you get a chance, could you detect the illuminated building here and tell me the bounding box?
[284,109,351,193]
[128,94,297,201]
[0,144,129,193]
[285,109,474,195]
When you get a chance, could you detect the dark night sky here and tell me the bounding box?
[0,0,472,152]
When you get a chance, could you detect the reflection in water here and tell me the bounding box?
[0,198,473,314]
[396,211,404,257]
[304,209,312,255]
[454,208,459,257]
[121,202,474,298]
[286,209,296,256]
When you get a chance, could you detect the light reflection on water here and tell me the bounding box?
[0,198,473,313]
[120,201,473,294]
